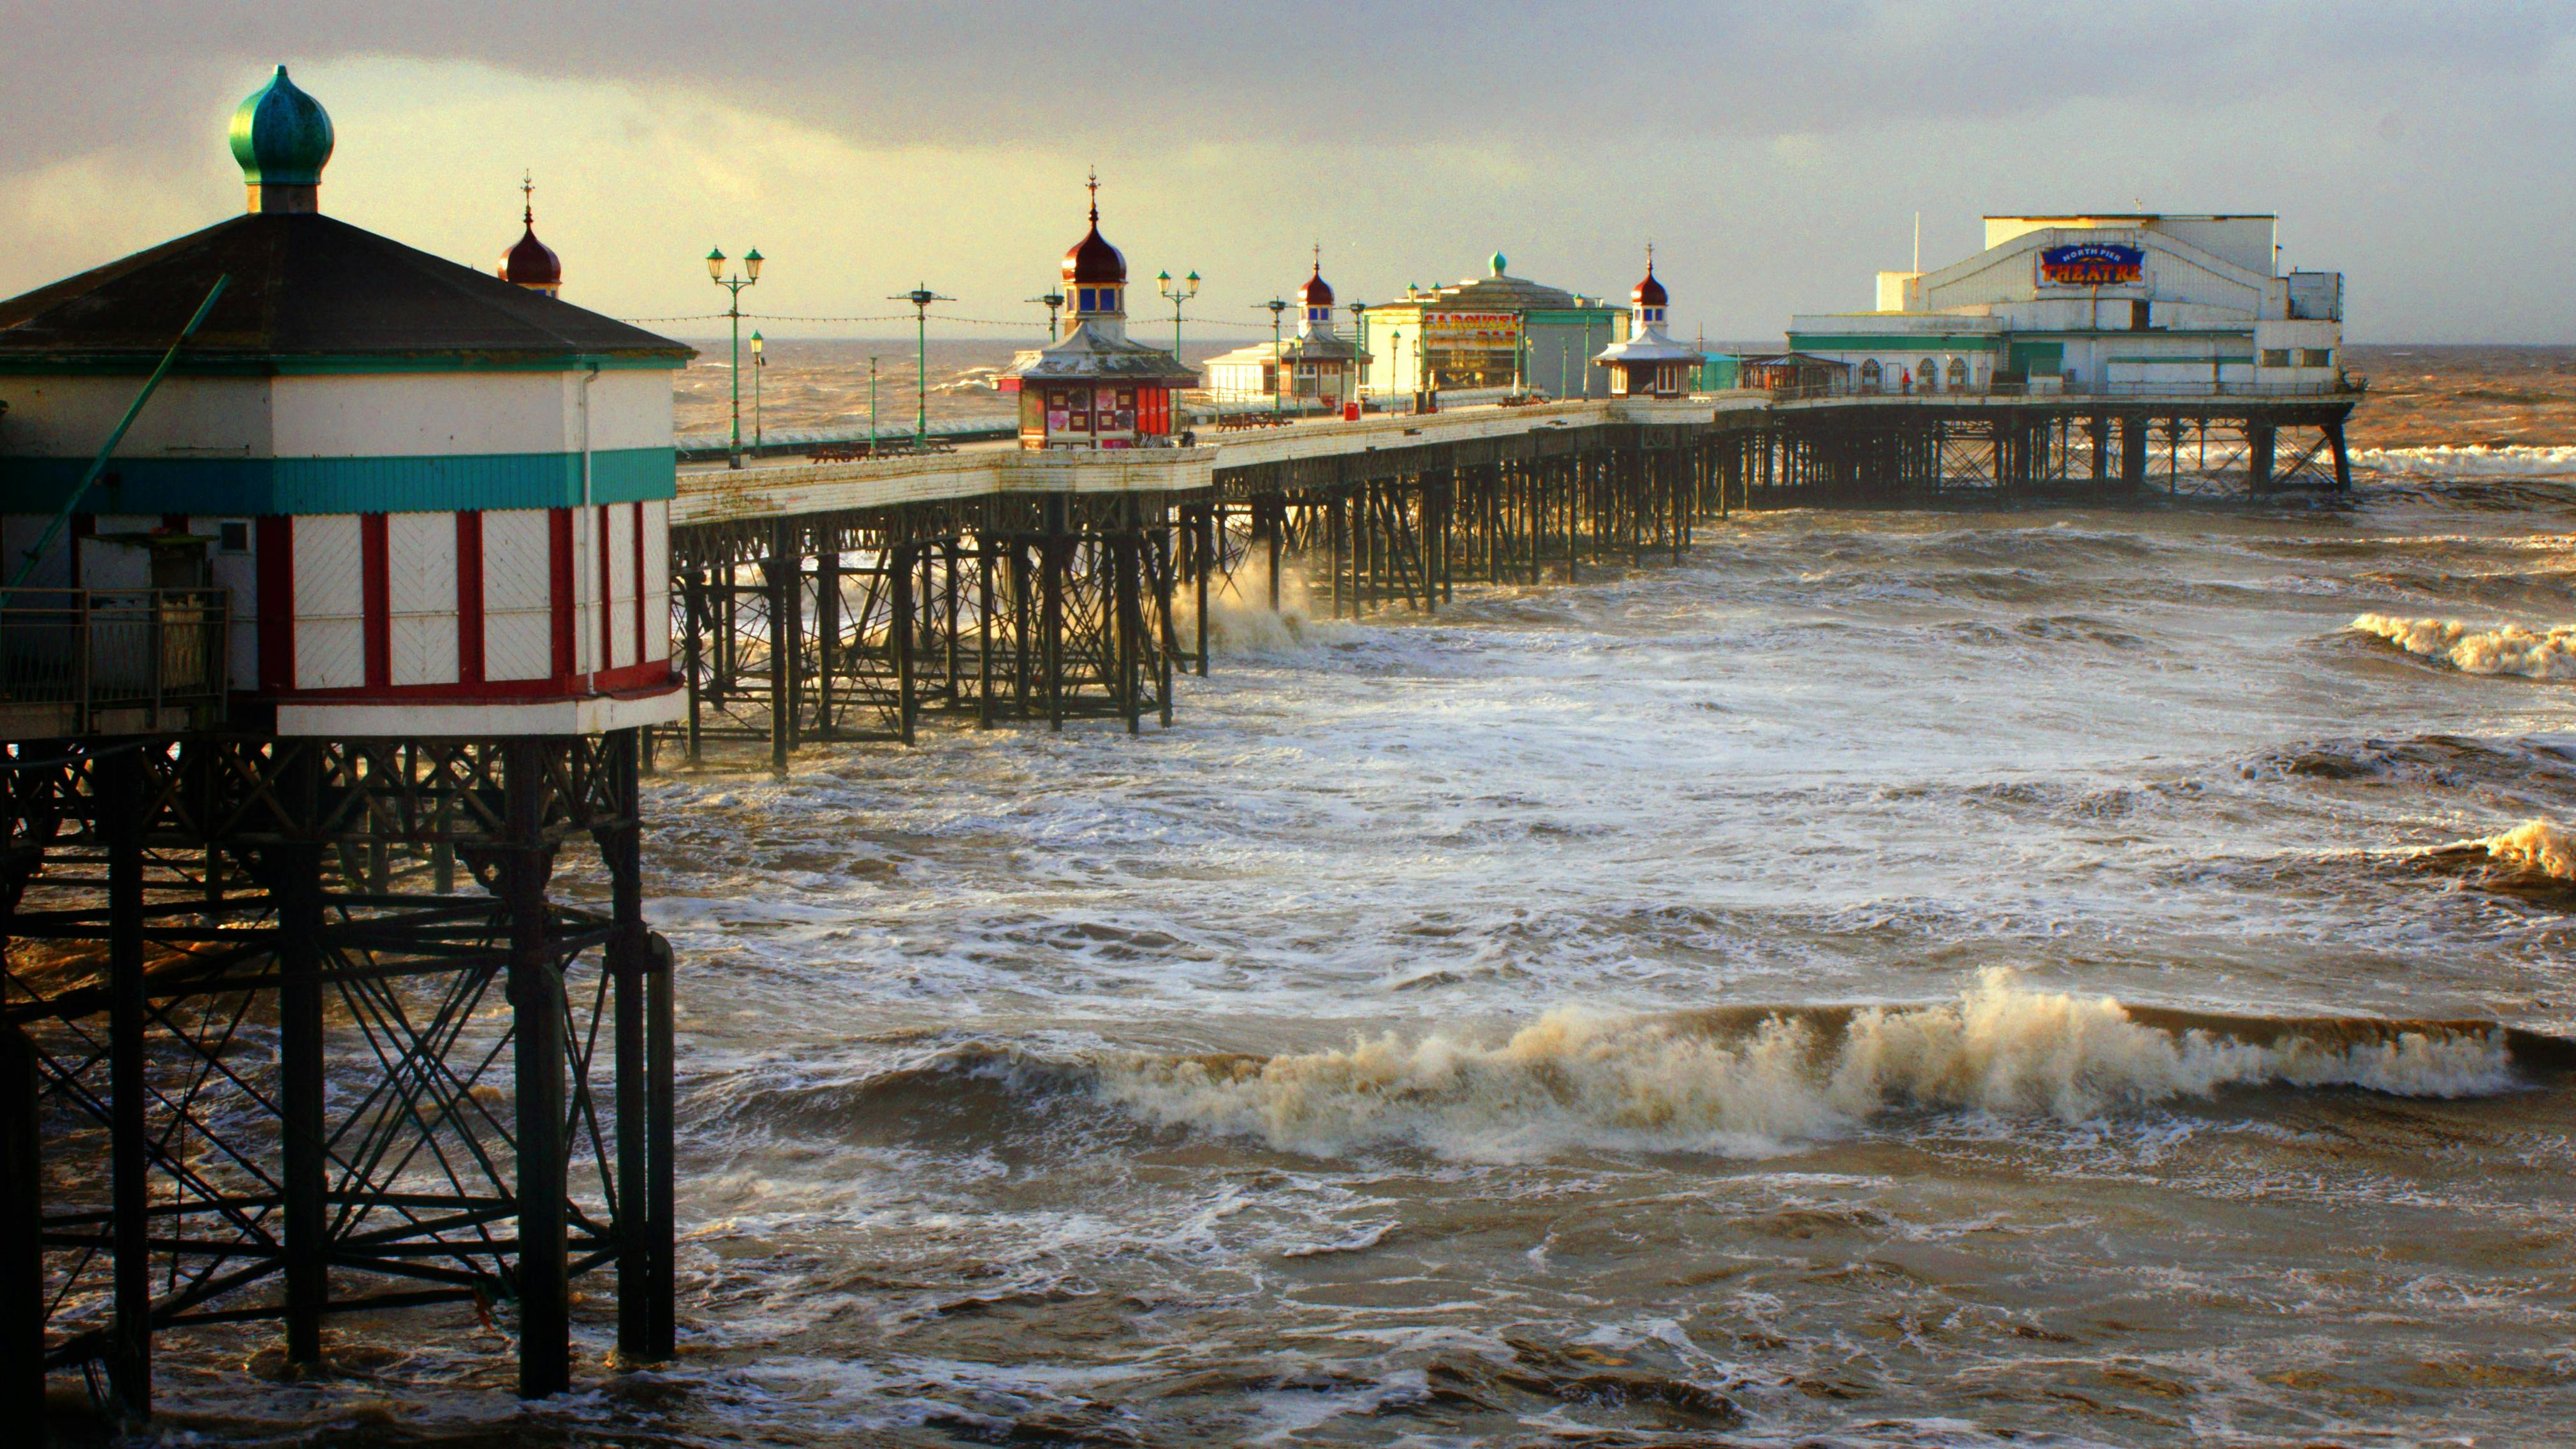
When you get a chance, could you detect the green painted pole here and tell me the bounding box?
[8,274,230,595]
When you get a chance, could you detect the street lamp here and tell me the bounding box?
[1028,289,1066,341]
[1157,268,1199,358]
[888,283,952,449]
[750,330,765,450]
[1261,297,1289,416]
[868,355,880,453]
[1348,300,1367,412]
[706,246,763,467]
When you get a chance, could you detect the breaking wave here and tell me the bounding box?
[2351,613,2576,679]
[1079,972,2536,1160]
[2462,818,2576,880]
[2353,445,2576,478]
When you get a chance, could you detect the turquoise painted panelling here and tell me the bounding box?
[0,446,675,515]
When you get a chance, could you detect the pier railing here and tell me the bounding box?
[1764,378,2367,404]
[0,586,229,735]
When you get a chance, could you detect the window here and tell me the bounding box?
[1919,358,1938,393]
[2260,348,2292,368]
[216,520,251,554]
[1076,288,1095,313]
[1946,357,1968,390]
[2301,348,2332,368]
[1860,359,1882,390]
[2130,299,2151,331]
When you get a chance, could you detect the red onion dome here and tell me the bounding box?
[1299,265,1334,307]
[1062,174,1125,287]
[1063,223,1124,286]
[502,224,562,288]
[1632,268,1667,308]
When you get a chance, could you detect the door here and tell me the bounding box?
[2007,341,2063,381]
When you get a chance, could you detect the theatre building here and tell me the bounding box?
[1785,214,2344,395]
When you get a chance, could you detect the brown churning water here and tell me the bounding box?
[100,357,2576,1445]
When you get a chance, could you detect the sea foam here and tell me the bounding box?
[2453,818,2576,881]
[2352,445,2576,478]
[2351,614,2576,679]
[1087,971,2517,1161]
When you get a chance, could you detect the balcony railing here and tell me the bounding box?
[0,588,229,737]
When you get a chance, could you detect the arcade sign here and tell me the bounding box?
[2038,243,2144,287]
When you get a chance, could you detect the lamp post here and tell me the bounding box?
[1157,269,1199,358]
[889,283,951,449]
[706,246,763,467]
[1028,290,1066,341]
[1261,297,1289,416]
[1349,300,1367,412]
[868,356,879,453]
[750,330,765,450]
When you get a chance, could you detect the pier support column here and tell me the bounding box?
[682,568,704,763]
[602,730,661,1365]
[2248,421,2277,495]
[2120,415,2149,492]
[814,541,839,738]
[644,930,676,1359]
[277,747,327,1369]
[3,1021,42,1448]
[2325,418,2352,490]
[891,543,918,746]
[765,522,798,772]
[1192,509,1211,676]
[505,740,568,1400]
[103,750,149,1424]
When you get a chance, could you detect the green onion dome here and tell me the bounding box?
[230,66,334,188]
[1489,250,1508,276]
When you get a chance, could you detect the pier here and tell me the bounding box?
[0,71,2368,1435]
[663,385,2356,765]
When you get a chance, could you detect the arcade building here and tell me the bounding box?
[1361,253,1623,402]
[997,177,1197,448]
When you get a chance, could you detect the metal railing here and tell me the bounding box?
[1763,377,2369,404]
[0,587,229,735]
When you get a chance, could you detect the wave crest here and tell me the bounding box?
[2352,614,2576,679]
[2353,444,2576,478]
[1090,972,2521,1160]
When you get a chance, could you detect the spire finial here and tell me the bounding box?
[1645,240,1655,274]
[522,170,535,226]
[1086,167,1100,223]
[1312,241,1322,274]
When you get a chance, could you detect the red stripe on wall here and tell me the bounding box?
[272,657,675,703]
[360,513,390,689]
[597,504,614,671]
[631,503,647,665]
[549,507,576,680]
[256,516,293,692]
[455,511,485,686]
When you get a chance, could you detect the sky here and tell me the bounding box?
[4,1,2571,344]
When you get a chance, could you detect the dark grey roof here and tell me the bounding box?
[0,211,692,368]
[999,320,1197,385]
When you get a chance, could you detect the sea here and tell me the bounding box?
[143,346,2576,1445]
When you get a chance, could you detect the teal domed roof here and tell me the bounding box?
[1489,250,1508,276]
[230,66,334,187]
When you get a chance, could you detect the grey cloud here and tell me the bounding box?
[11,0,2569,163]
